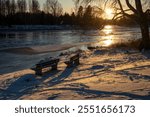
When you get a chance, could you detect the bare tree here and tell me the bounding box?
[112,0,150,50]
[72,0,84,15]
[32,0,40,13]
[29,0,32,13]
[44,0,63,16]
[10,0,16,14]
[0,0,3,15]
[73,0,106,17]
[17,0,27,13]
[74,0,150,50]
[73,0,93,10]
[5,0,11,15]
[0,0,17,15]
[29,0,40,13]
[0,0,7,16]
[72,0,79,14]
[77,6,84,17]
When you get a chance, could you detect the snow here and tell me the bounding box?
[0,48,150,100]
[1,42,93,55]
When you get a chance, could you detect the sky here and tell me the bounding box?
[57,0,74,13]
[39,0,74,13]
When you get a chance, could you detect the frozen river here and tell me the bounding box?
[0,25,146,74]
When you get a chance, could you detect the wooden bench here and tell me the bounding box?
[31,57,60,76]
[64,53,80,68]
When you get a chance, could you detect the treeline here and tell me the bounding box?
[62,5,104,29]
[0,0,104,29]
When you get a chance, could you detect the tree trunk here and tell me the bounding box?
[134,0,150,50]
[139,15,150,51]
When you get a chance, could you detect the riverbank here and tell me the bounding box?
[0,47,150,100]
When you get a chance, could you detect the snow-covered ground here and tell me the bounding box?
[0,47,150,100]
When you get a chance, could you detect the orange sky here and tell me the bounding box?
[39,0,74,13]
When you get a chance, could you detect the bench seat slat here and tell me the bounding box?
[32,58,60,76]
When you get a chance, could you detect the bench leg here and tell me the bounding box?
[74,58,80,65]
[67,61,74,68]
[51,64,58,71]
[35,67,42,76]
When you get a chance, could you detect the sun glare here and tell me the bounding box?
[105,8,113,19]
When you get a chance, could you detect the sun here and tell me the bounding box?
[105,8,113,19]
[106,9,113,15]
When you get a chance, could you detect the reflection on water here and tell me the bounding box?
[0,25,142,50]
[103,25,113,35]
[100,25,114,46]
[103,37,113,46]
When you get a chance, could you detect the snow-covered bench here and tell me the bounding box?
[31,57,60,76]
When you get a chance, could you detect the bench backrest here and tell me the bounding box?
[70,54,79,61]
[36,59,59,67]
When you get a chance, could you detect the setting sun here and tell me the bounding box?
[105,8,113,19]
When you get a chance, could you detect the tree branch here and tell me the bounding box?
[125,0,137,14]
[116,0,138,21]
[135,0,143,14]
